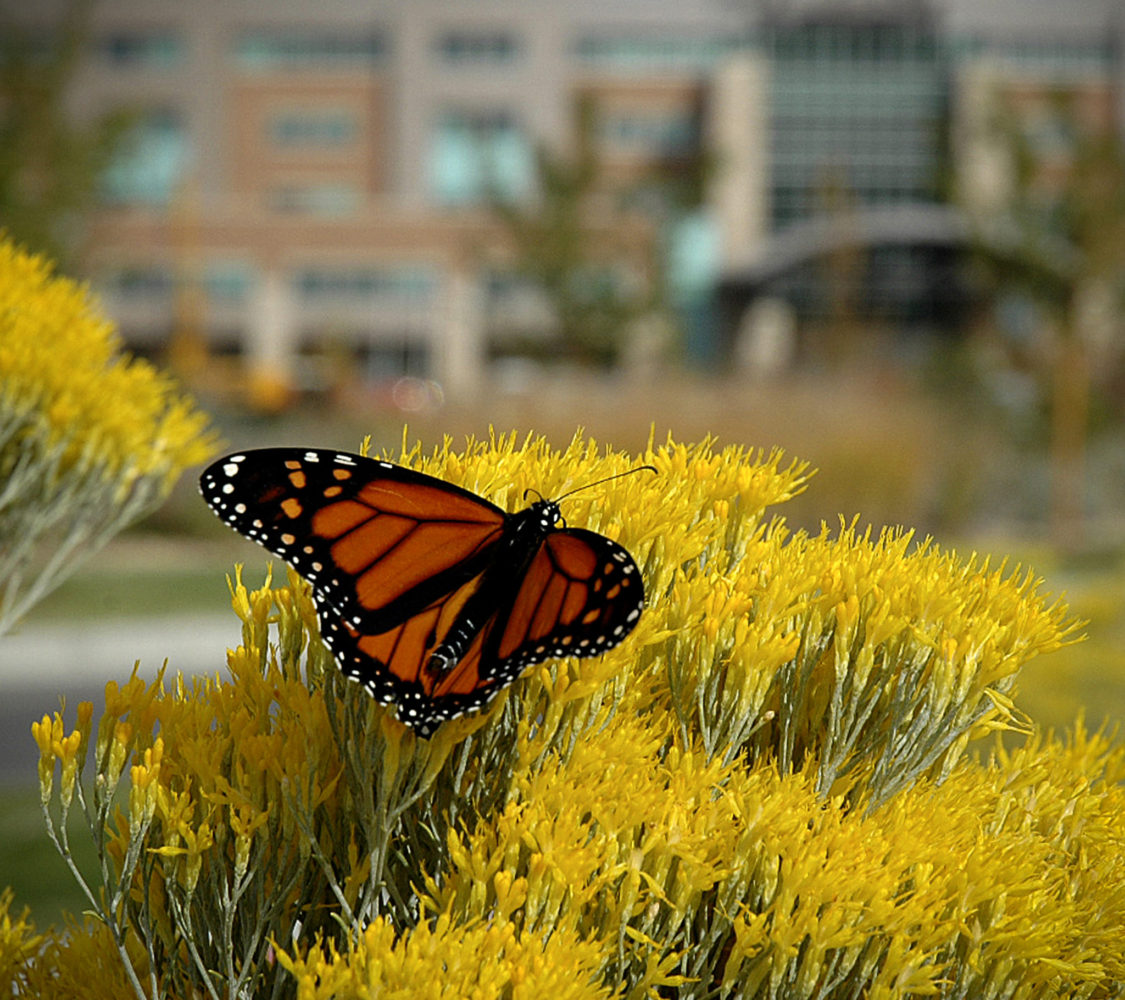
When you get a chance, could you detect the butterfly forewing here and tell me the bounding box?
[200,449,507,631]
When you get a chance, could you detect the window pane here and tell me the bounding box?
[428,111,533,206]
[205,263,254,303]
[101,266,173,299]
[234,32,387,72]
[600,110,699,157]
[269,110,358,148]
[99,32,185,68]
[293,266,437,303]
[430,122,482,206]
[268,184,361,216]
[487,125,535,201]
[435,31,519,64]
[100,111,190,206]
[573,34,742,74]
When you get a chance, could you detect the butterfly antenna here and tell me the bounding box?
[555,465,658,502]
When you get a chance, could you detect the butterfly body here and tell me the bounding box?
[417,499,558,675]
[200,448,645,736]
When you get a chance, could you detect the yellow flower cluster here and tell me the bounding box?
[645,516,1076,802]
[277,914,614,1000]
[0,889,43,996]
[10,913,147,1000]
[0,236,216,632]
[30,701,91,808]
[0,237,213,486]
[23,432,1121,999]
[427,713,1125,996]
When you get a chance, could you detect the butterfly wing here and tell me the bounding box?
[318,577,497,735]
[487,527,644,670]
[319,526,645,735]
[199,448,508,633]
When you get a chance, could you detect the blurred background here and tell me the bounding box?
[2,0,1125,752]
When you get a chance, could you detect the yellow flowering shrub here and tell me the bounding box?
[22,917,148,1000]
[23,431,1124,1000]
[0,235,215,633]
[0,889,42,996]
[276,915,615,1000]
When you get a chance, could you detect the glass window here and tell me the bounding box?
[205,263,254,303]
[668,210,719,298]
[234,32,386,72]
[269,110,358,148]
[293,267,437,303]
[268,184,361,216]
[988,37,1113,72]
[100,110,190,206]
[767,19,945,229]
[428,110,534,206]
[99,263,254,304]
[573,34,743,74]
[99,32,184,68]
[600,110,699,157]
[435,31,519,64]
[101,266,173,299]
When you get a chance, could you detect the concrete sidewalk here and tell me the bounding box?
[0,613,239,784]
[1,613,238,686]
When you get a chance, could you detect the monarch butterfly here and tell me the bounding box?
[199,448,649,736]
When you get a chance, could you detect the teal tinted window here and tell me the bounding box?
[100,32,184,68]
[428,110,534,206]
[103,266,173,298]
[269,185,361,216]
[294,267,437,303]
[668,210,719,297]
[100,110,190,206]
[573,34,743,73]
[269,110,358,147]
[982,37,1114,72]
[235,32,386,71]
[101,264,253,303]
[205,264,254,303]
[600,110,699,157]
[767,19,945,228]
[435,31,519,64]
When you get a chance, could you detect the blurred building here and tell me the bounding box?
[4,0,1123,391]
[714,0,1125,365]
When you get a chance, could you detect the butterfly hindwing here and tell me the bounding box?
[317,576,498,736]
[490,528,644,671]
[200,448,507,632]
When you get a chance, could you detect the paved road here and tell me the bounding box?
[0,614,236,785]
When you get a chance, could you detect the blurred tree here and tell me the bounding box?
[0,0,133,267]
[488,96,664,367]
[967,87,1125,551]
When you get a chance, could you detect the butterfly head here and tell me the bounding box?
[519,496,564,533]
[536,498,562,530]
[519,465,656,533]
